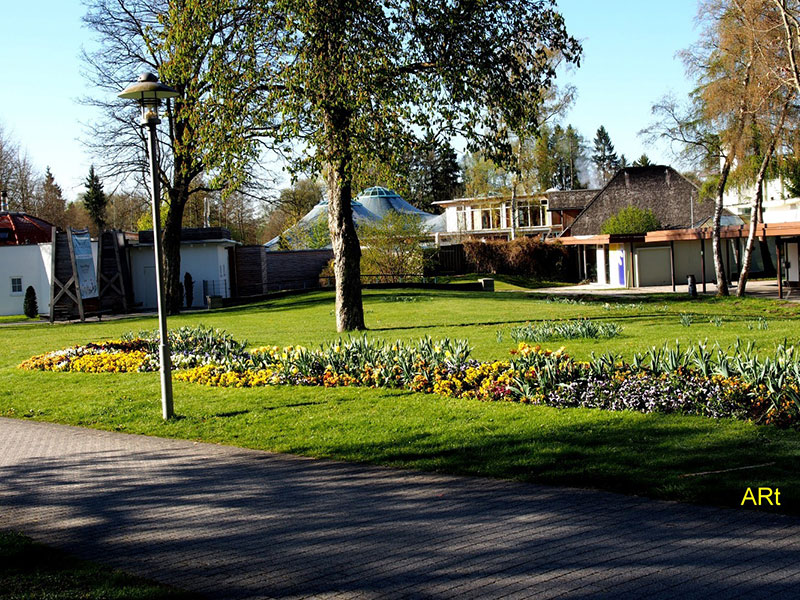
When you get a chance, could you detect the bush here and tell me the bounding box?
[183,272,194,308]
[359,212,429,283]
[462,237,569,279]
[600,206,661,235]
[23,286,38,319]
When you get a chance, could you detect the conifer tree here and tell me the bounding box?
[82,165,108,233]
[591,126,619,184]
[39,167,66,228]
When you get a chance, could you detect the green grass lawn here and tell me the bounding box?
[1,288,799,513]
[0,531,198,599]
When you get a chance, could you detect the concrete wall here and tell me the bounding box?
[0,244,52,316]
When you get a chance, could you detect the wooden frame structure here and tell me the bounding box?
[49,228,85,322]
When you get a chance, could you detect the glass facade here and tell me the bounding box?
[454,197,547,232]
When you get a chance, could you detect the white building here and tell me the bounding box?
[129,228,238,309]
[723,177,800,223]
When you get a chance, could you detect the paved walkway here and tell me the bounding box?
[531,279,800,300]
[1,418,798,599]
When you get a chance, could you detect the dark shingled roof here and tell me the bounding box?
[0,212,54,245]
[565,166,714,236]
[137,227,234,244]
[545,189,599,211]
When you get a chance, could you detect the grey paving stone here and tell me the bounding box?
[1,417,798,600]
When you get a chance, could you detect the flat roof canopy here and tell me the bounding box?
[556,222,800,245]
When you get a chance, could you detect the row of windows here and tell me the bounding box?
[454,201,547,232]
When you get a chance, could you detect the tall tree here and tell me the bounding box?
[262,0,580,331]
[38,167,66,228]
[407,133,463,211]
[83,0,272,314]
[688,0,764,296]
[553,124,587,190]
[591,125,619,184]
[12,152,40,214]
[82,165,108,233]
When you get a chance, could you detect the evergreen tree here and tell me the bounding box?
[23,286,38,319]
[591,126,619,184]
[408,133,463,210]
[533,125,557,190]
[632,153,653,167]
[39,167,66,228]
[553,125,587,190]
[82,165,108,233]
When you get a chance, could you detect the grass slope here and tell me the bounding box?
[1,289,799,513]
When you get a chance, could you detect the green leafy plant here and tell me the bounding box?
[680,313,693,327]
[508,319,622,342]
[601,206,661,235]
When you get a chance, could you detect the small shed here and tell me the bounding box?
[130,227,238,309]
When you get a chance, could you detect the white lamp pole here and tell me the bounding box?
[119,73,179,420]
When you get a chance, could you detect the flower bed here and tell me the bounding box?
[19,326,800,428]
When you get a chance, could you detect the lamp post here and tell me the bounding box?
[119,73,179,420]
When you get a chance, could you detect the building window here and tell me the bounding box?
[456,207,467,231]
[10,277,23,295]
[475,204,501,230]
[517,200,544,228]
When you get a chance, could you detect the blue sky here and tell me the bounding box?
[2,1,700,202]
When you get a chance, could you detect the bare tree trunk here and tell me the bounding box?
[510,176,518,240]
[712,59,754,297]
[713,162,731,296]
[737,99,791,295]
[737,165,767,296]
[163,186,189,315]
[325,130,365,332]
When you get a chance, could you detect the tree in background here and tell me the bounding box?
[38,167,66,228]
[83,0,272,314]
[601,206,661,234]
[552,124,587,190]
[262,178,325,242]
[462,151,509,197]
[359,213,429,282]
[12,152,39,214]
[591,126,619,185]
[632,154,653,167]
[82,165,108,234]
[279,215,331,250]
[724,0,795,295]
[277,179,325,226]
[262,0,580,331]
[407,133,463,211]
[106,191,151,232]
